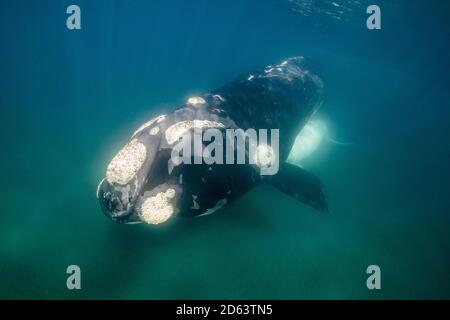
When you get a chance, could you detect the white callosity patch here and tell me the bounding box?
[165,120,225,145]
[287,119,327,165]
[247,74,254,81]
[187,96,206,106]
[132,115,166,137]
[149,127,160,135]
[138,188,177,225]
[253,144,276,169]
[106,139,147,185]
[213,94,225,102]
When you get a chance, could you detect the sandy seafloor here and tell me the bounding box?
[0,0,449,299]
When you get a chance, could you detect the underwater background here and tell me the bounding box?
[1,0,449,299]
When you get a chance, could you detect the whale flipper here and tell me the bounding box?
[265,163,328,213]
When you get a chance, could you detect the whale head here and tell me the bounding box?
[97,111,231,225]
[97,115,185,225]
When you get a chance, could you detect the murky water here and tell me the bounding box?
[1,0,449,299]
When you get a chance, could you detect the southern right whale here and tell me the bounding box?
[97,56,328,225]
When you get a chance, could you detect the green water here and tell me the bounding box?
[1,0,449,299]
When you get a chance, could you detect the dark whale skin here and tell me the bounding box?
[212,56,323,160]
[97,57,326,224]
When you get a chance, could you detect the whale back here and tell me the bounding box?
[212,56,323,160]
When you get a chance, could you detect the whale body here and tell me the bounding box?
[97,57,328,225]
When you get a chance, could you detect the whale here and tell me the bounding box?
[287,118,353,167]
[97,56,328,225]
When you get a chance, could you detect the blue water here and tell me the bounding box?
[1,0,449,299]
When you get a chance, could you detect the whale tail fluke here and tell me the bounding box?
[265,163,328,213]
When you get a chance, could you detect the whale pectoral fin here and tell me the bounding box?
[265,163,328,213]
